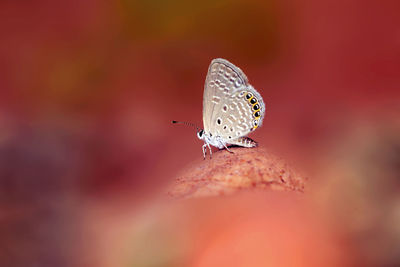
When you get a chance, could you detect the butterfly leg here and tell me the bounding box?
[222,143,234,154]
[207,143,212,159]
[202,144,207,160]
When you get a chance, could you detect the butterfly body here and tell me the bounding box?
[197,130,224,148]
[199,58,266,159]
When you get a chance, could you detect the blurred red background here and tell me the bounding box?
[1,0,399,266]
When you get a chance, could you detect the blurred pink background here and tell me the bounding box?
[1,0,399,266]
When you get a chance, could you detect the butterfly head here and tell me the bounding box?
[197,129,205,140]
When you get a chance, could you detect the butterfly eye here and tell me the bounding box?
[254,111,261,118]
[253,104,260,111]
[254,120,259,126]
[246,93,253,99]
[250,98,257,104]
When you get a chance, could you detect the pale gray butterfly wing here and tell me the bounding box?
[203,58,248,133]
[203,58,265,145]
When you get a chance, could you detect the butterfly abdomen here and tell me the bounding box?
[229,137,258,148]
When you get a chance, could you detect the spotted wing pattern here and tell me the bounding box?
[203,58,248,133]
[202,58,265,144]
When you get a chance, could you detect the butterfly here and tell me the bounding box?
[173,58,265,159]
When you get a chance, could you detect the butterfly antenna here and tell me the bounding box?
[172,120,201,132]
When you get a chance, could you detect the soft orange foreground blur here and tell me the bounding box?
[83,193,353,267]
